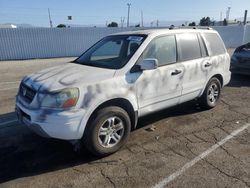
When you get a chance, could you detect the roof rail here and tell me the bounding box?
[169,26,213,30]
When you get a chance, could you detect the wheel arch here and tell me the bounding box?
[80,98,138,139]
[198,74,223,109]
[200,74,224,97]
[212,74,223,87]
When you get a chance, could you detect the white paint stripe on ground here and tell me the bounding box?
[153,123,250,188]
[0,81,20,85]
[0,119,18,126]
[0,87,18,91]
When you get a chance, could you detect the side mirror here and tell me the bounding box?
[140,58,158,70]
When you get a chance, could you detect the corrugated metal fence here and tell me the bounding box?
[213,26,245,48]
[243,25,250,44]
[0,26,249,60]
[0,27,133,60]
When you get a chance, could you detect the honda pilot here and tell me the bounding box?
[16,28,231,156]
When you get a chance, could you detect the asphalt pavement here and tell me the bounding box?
[0,50,250,188]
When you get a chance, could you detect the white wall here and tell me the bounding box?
[243,25,250,44]
[0,26,249,60]
[212,26,245,48]
[0,27,133,60]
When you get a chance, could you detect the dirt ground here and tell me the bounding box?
[0,49,250,188]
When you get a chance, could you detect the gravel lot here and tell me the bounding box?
[0,49,250,188]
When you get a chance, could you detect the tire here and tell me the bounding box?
[199,77,221,109]
[83,106,131,157]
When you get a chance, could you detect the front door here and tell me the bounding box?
[135,35,184,116]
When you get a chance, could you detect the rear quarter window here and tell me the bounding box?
[202,33,226,56]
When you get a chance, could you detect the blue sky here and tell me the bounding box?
[0,0,249,27]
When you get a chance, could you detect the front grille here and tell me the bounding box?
[19,83,36,103]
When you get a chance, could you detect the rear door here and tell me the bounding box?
[201,32,229,84]
[176,33,209,103]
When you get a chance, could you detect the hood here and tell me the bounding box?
[22,63,116,91]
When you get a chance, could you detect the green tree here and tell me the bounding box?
[200,17,211,26]
[107,22,118,27]
[189,22,196,26]
[57,24,66,28]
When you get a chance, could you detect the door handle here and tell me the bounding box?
[204,62,212,67]
[171,69,182,76]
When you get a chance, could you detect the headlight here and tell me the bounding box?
[41,88,79,108]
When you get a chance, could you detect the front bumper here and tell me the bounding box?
[16,99,86,140]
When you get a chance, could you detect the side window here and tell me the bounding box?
[198,34,208,57]
[176,33,201,61]
[202,33,226,56]
[143,35,177,66]
[91,40,123,61]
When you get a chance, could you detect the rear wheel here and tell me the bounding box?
[199,77,221,109]
[83,106,131,157]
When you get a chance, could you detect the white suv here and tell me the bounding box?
[16,28,231,156]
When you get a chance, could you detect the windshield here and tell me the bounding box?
[74,35,146,69]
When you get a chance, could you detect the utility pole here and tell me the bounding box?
[48,8,53,28]
[243,10,248,25]
[121,17,125,28]
[127,3,131,27]
[220,11,222,21]
[141,10,144,27]
[156,20,159,27]
[226,7,231,21]
[150,21,154,27]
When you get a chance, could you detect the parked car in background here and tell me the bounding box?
[16,28,231,156]
[231,43,250,75]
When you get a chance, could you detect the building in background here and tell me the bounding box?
[0,23,17,28]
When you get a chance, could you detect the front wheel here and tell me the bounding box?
[199,77,221,109]
[83,106,131,157]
